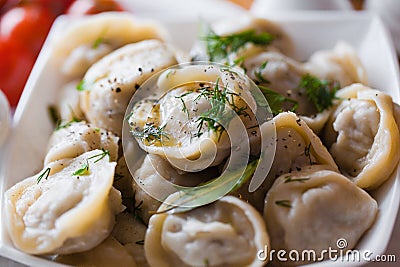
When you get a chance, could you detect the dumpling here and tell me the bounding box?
[55,236,137,266]
[128,64,259,171]
[132,154,216,223]
[112,212,149,267]
[44,121,119,165]
[191,15,293,63]
[56,80,85,122]
[264,165,378,265]
[232,112,338,211]
[305,41,368,87]
[323,83,400,190]
[145,195,270,267]
[113,156,135,198]
[80,39,178,135]
[243,51,337,133]
[4,149,124,255]
[52,12,168,78]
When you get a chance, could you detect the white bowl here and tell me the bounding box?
[0,7,399,267]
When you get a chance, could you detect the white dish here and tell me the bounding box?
[0,6,399,267]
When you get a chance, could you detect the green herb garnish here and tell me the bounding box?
[258,85,298,116]
[131,123,169,144]
[48,105,60,126]
[73,160,90,176]
[37,167,51,184]
[194,79,249,139]
[76,80,88,91]
[156,160,258,214]
[298,74,339,113]
[135,240,145,245]
[56,117,82,131]
[88,148,110,163]
[304,143,313,165]
[132,191,148,227]
[175,91,193,119]
[254,61,270,84]
[284,176,309,183]
[204,28,274,61]
[92,36,103,49]
[275,200,292,208]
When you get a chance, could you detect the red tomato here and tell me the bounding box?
[0,38,35,107]
[34,0,74,16]
[67,0,124,15]
[0,4,55,55]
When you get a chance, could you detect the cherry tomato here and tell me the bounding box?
[34,0,74,16]
[0,38,35,107]
[0,4,55,55]
[67,0,124,15]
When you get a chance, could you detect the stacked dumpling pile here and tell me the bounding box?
[4,12,400,267]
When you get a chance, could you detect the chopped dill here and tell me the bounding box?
[275,200,292,208]
[37,167,51,184]
[131,123,169,144]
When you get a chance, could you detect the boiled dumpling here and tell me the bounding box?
[323,83,400,190]
[55,236,137,266]
[57,80,85,122]
[80,39,178,135]
[264,165,377,265]
[112,212,149,267]
[145,195,269,267]
[52,12,168,78]
[233,112,338,211]
[243,51,338,133]
[132,154,216,223]
[129,64,259,171]
[44,121,119,165]
[305,41,368,87]
[191,15,293,63]
[4,149,124,255]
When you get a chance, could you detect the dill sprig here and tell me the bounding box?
[56,117,82,131]
[88,148,110,163]
[194,80,247,139]
[131,123,169,144]
[284,176,310,183]
[275,200,292,208]
[175,91,193,119]
[203,28,274,61]
[258,85,298,116]
[298,74,339,113]
[37,167,51,184]
[135,240,145,245]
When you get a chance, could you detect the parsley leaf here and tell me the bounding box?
[76,80,88,91]
[73,160,90,176]
[298,74,339,113]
